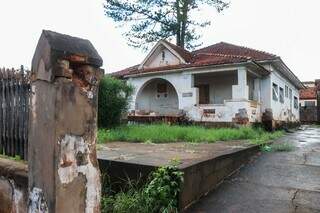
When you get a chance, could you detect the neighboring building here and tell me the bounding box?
[113,40,304,125]
[299,80,319,123]
[300,81,317,107]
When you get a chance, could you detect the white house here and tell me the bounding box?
[113,40,304,125]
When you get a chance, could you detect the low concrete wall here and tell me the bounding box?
[179,145,260,210]
[0,158,28,213]
[98,144,262,211]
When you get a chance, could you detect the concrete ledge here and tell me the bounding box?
[0,157,28,212]
[97,141,262,210]
[0,157,28,187]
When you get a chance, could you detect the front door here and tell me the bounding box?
[198,85,210,104]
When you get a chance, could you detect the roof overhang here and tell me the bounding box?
[124,60,270,78]
[259,57,305,89]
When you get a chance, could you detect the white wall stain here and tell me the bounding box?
[58,134,101,213]
[11,180,23,213]
[28,187,48,213]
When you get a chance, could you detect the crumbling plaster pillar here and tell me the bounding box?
[28,30,103,213]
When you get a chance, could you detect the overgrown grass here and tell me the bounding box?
[98,124,283,144]
[0,154,23,162]
[101,165,183,213]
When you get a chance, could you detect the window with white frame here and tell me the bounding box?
[285,85,289,98]
[305,100,316,107]
[294,96,298,109]
[272,83,279,101]
[279,87,284,103]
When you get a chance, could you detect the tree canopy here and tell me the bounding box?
[104,0,229,50]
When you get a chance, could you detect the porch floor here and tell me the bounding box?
[127,114,184,123]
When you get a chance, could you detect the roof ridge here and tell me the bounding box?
[195,52,252,60]
[221,41,277,57]
[194,41,277,58]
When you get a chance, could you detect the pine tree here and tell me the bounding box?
[104,0,229,50]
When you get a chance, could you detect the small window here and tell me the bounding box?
[279,87,284,103]
[305,101,316,107]
[285,85,289,98]
[161,51,165,61]
[272,83,279,101]
[157,83,167,93]
[294,96,298,109]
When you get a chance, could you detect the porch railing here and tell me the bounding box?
[0,67,30,160]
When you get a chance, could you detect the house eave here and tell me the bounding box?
[123,61,270,78]
[258,57,305,89]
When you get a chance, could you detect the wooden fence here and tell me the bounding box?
[0,68,30,160]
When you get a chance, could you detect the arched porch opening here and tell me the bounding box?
[135,78,179,116]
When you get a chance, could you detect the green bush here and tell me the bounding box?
[98,76,133,128]
[101,165,183,213]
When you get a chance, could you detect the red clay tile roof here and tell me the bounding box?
[300,87,317,100]
[112,41,278,77]
[193,42,277,61]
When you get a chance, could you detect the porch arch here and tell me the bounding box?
[135,78,179,115]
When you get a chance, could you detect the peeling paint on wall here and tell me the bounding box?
[58,134,101,213]
[11,180,24,213]
[28,187,48,213]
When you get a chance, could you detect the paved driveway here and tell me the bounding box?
[187,126,320,213]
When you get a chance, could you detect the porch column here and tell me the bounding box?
[232,67,249,100]
[180,73,198,109]
[254,78,261,101]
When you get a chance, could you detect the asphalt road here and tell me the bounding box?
[187,126,320,213]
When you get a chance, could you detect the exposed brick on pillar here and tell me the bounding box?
[28,30,103,213]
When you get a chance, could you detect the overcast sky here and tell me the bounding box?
[0,0,319,81]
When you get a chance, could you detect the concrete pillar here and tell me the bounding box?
[28,30,103,213]
[232,67,249,100]
[180,73,198,109]
[254,78,261,101]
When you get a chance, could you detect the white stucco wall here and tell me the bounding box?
[269,68,300,121]
[144,47,181,68]
[127,62,300,123]
[260,75,272,112]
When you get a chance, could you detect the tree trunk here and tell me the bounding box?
[180,0,189,49]
[176,0,182,47]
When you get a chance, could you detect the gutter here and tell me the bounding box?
[124,60,268,78]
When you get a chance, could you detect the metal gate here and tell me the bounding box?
[0,67,30,160]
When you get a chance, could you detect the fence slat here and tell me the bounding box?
[0,68,30,160]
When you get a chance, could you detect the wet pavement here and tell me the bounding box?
[187,126,320,213]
